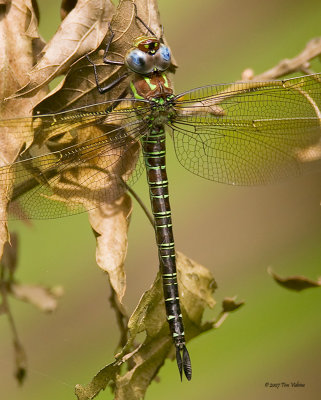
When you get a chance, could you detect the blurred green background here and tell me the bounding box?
[1,0,321,399]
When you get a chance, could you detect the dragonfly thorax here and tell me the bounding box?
[125,36,171,75]
[130,71,174,101]
[148,100,175,126]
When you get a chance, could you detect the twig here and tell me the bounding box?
[243,37,321,81]
[120,179,154,227]
[108,287,129,349]
[0,264,27,384]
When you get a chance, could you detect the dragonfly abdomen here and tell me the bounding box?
[141,124,192,380]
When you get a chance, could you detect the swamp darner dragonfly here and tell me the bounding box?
[1,17,321,382]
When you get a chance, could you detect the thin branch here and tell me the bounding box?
[243,37,321,81]
[0,264,27,384]
[120,179,154,227]
[108,286,129,349]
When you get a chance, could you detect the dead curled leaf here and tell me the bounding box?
[0,0,47,258]
[60,0,78,20]
[89,194,132,305]
[11,0,115,99]
[1,232,19,276]
[268,267,321,291]
[75,252,219,400]
[222,297,245,313]
[10,283,64,312]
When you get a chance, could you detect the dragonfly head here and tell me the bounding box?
[125,36,171,75]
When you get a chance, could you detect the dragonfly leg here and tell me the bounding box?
[86,24,124,68]
[85,23,124,92]
[159,24,164,43]
[86,55,128,94]
[133,2,156,37]
[102,23,125,66]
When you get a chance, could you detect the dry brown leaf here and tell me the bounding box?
[205,296,245,329]
[1,232,18,276]
[10,283,64,312]
[74,360,120,400]
[11,0,115,99]
[222,297,245,312]
[89,194,132,304]
[268,267,321,291]
[75,252,218,400]
[60,0,78,20]
[0,0,47,256]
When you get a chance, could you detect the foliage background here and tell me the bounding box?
[0,0,320,399]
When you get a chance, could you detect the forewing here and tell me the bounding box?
[172,74,321,184]
[0,101,149,219]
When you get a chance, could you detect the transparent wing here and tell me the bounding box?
[0,100,149,219]
[171,74,321,184]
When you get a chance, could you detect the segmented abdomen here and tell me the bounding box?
[141,124,186,345]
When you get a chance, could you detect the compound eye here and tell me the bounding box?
[154,44,171,71]
[125,49,154,74]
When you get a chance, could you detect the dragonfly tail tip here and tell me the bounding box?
[176,344,192,381]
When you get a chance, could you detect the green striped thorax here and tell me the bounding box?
[147,95,176,126]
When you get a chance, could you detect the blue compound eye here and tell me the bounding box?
[154,44,171,71]
[130,51,145,67]
[160,45,171,61]
[125,49,154,74]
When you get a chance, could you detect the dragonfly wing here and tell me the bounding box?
[0,101,149,219]
[172,74,321,184]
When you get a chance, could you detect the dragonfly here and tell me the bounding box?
[1,10,321,382]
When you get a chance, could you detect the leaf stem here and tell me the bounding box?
[120,180,154,228]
